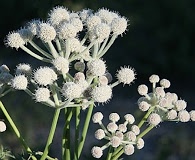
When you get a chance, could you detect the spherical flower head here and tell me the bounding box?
[52,56,69,73]
[92,112,103,123]
[155,87,165,98]
[0,64,10,73]
[69,12,80,19]
[160,79,171,88]
[34,67,57,86]
[48,6,70,26]
[98,76,108,86]
[0,121,6,132]
[138,84,148,96]
[94,23,111,42]
[5,31,25,49]
[86,15,101,31]
[18,28,33,43]
[38,23,56,42]
[137,138,144,149]
[138,101,150,112]
[116,66,136,85]
[178,110,190,122]
[190,110,195,121]
[74,72,85,82]
[174,100,187,111]
[27,19,41,36]
[91,146,103,158]
[65,38,81,52]
[126,131,136,142]
[131,125,140,135]
[35,87,50,102]
[76,80,89,93]
[70,18,83,32]
[91,85,112,103]
[95,129,105,140]
[167,109,177,120]
[109,113,120,122]
[11,75,28,90]
[16,63,32,77]
[111,17,128,35]
[95,8,116,24]
[87,59,106,76]
[148,113,161,126]
[58,23,77,39]
[79,9,93,21]
[118,124,127,133]
[115,131,124,140]
[124,114,135,124]
[149,74,160,83]
[61,82,82,99]
[165,92,178,104]
[74,61,85,72]
[107,122,118,133]
[110,136,121,148]
[124,144,135,155]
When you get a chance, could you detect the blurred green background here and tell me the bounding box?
[0,0,195,159]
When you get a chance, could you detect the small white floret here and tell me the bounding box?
[124,144,134,155]
[11,75,28,90]
[91,146,103,158]
[0,121,6,132]
[148,113,161,126]
[178,110,190,122]
[92,112,103,123]
[52,57,69,73]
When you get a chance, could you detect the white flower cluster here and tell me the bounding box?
[91,112,144,158]
[137,74,195,125]
[3,6,135,109]
[0,121,6,132]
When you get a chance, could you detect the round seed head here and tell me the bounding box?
[95,129,105,140]
[149,74,160,83]
[131,125,140,135]
[91,146,103,158]
[155,87,165,98]
[38,23,56,42]
[116,66,136,85]
[48,6,69,26]
[61,82,82,99]
[58,23,77,39]
[5,31,25,49]
[74,61,85,72]
[124,144,134,155]
[96,8,116,24]
[137,138,144,149]
[87,59,106,76]
[118,124,127,133]
[34,67,57,86]
[74,72,85,81]
[148,113,161,126]
[107,122,118,133]
[126,131,136,142]
[35,87,50,102]
[92,112,103,123]
[98,76,108,86]
[124,114,135,124]
[52,57,69,73]
[138,101,150,112]
[160,79,171,88]
[109,113,120,122]
[110,136,121,148]
[91,85,112,103]
[65,38,81,52]
[167,109,177,120]
[86,15,101,31]
[138,84,148,95]
[0,121,6,132]
[174,100,187,111]
[115,131,124,140]
[111,17,128,35]
[178,110,190,122]
[11,75,28,90]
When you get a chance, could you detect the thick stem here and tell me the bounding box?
[0,101,37,160]
[47,41,59,58]
[78,104,94,158]
[40,109,61,160]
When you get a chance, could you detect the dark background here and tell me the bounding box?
[0,0,195,159]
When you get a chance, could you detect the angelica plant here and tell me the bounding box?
[0,5,194,160]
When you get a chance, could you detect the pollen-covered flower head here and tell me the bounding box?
[27,19,41,36]
[92,112,103,123]
[48,6,70,27]
[167,109,177,120]
[64,38,81,53]
[18,28,33,43]
[58,22,77,39]
[0,121,6,132]
[137,138,144,149]
[174,100,187,111]
[15,63,32,77]
[94,23,110,42]
[61,82,82,99]
[91,146,103,158]
[110,136,121,148]
[148,113,161,126]
[35,87,50,102]
[138,101,150,112]
[138,84,148,96]
[37,23,56,42]
[5,31,25,49]
[52,56,69,73]
[111,17,128,35]
[107,122,118,133]
[70,18,83,32]
[149,74,160,83]
[86,15,101,31]
[91,85,112,103]
[178,110,190,122]
[79,9,93,21]
[95,129,105,140]
[124,114,135,124]
[116,66,136,85]
[11,75,28,90]
[87,59,106,76]
[160,79,171,88]
[124,144,134,155]
[109,113,120,122]
[34,67,57,86]
[190,110,195,121]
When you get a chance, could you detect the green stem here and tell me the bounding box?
[138,106,155,128]
[136,125,154,140]
[20,45,51,63]
[65,39,70,59]
[47,41,59,58]
[74,107,80,160]
[111,148,124,160]
[111,146,123,158]
[0,88,12,98]
[78,104,94,158]
[35,152,58,160]
[106,146,113,160]
[0,101,37,160]
[40,108,61,160]
[97,37,109,56]
[55,39,64,56]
